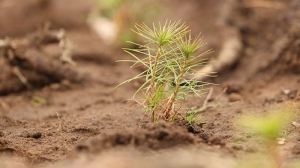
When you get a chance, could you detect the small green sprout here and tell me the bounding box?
[117,20,213,122]
[237,108,293,143]
[30,96,47,107]
[236,104,299,168]
[185,110,202,126]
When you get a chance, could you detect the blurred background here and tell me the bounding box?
[1,0,299,92]
[0,0,226,48]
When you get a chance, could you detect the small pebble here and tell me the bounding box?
[31,132,42,139]
[277,138,286,145]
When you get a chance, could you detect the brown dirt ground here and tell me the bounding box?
[0,0,300,167]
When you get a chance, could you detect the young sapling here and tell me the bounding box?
[116,20,213,122]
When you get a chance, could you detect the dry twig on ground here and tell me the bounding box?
[0,28,88,95]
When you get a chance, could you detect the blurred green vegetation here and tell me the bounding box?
[95,0,163,46]
[236,103,300,168]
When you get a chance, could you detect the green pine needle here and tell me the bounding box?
[116,20,214,122]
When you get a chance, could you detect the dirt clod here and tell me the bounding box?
[209,136,225,146]
[226,83,243,94]
[231,145,243,151]
[74,122,196,155]
[31,132,42,139]
[228,93,243,102]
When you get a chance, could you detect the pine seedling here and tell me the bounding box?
[185,110,202,127]
[117,20,213,122]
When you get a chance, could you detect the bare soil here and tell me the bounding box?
[0,0,299,167]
